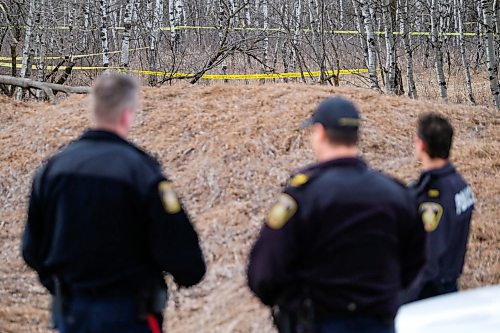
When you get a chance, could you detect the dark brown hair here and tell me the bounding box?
[417,113,454,159]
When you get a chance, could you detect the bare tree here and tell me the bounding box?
[100,0,110,68]
[482,0,500,109]
[431,0,448,101]
[399,0,417,99]
[458,0,475,104]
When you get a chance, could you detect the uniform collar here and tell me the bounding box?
[421,162,456,178]
[80,129,130,145]
[414,162,456,193]
[297,157,367,175]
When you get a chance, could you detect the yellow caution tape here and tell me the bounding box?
[0,61,370,80]
[0,25,484,36]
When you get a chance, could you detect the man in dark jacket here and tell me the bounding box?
[22,74,206,333]
[247,97,425,333]
[403,113,474,302]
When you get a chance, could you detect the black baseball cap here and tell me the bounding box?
[301,97,360,132]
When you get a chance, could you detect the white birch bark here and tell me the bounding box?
[352,0,369,68]
[399,0,417,99]
[121,0,134,68]
[149,0,163,85]
[482,0,500,109]
[19,0,35,79]
[109,0,118,51]
[360,0,380,90]
[262,0,269,71]
[16,0,35,99]
[292,0,302,70]
[339,0,344,26]
[382,0,396,93]
[431,0,448,101]
[169,0,177,46]
[83,0,90,47]
[175,0,184,26]
[458,0,475,104]
[100,0,110,69]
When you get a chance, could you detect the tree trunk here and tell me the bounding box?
[16,0,35,100]
[399,0,417,99]
[458,0,475,104]
[35,0,46,98]
[482,0,500,109]
[121,0,134,68]
[431,0,448,101]
[149,0,164,86]
[352,0,369,69]
[360,0,380,90]
[100,0,110,69]
[382,0,396,94]
[262,0,269,73]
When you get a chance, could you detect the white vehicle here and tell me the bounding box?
[396,285,500,333]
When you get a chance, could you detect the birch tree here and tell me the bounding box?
[399,0,417,99]
[482,0,500,109]
[149,0,164,86]
[16,0,35,99]
[457,0,475,104]
[381,0,396,93]
[359,0,380,90]
[431,0,448,101]
[262,0,269,72]
[120,0,134,68]
[100,0,110,68]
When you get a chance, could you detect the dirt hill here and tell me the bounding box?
[1,84,499,333]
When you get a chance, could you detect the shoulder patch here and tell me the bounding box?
[266,194,298,230]
[158,181,181,214]
[289,173,309,187]
[419,202,443,232]
[428,189,440,198]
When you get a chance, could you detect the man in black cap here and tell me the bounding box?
[402,113,474,302]
[247,97,425,333]
[22,74,206,333]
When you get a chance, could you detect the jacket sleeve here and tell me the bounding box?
[247,189,303,306]
[146,178,206,288]
[404,196,450,300]
[21,166,55,293]
[399,189,426,290]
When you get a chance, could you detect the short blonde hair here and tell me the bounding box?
[92,73,139,123]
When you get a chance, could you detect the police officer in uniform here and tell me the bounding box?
[403,113,474,302]
[22,74,206,333]
[247,97,425,333]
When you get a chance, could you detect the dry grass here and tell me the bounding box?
[0,84,499,333]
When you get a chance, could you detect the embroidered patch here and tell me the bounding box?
[266,194,298,230]
[289,173,309,187]
[419,202,443,232]
[428,189,440,198]
[158,181,181,214]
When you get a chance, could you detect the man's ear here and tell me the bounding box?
[121,109,134,127]
[312,123,327,142]
[416,137,426,154]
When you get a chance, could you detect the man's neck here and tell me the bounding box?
[421,157,448,172]
[317,146,359,162]
[93,123,128,139]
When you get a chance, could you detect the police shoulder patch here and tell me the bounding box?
[158,181,181,214]
[419,202,443,232]
[266,193,298,230]
[289,173,309,187]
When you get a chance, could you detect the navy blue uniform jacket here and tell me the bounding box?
[247,158,425,319]
[405,163,474,300]
[22,130,206,295]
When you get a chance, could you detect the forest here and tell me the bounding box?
[0,0,500,109]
